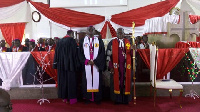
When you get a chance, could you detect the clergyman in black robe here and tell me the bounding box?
[79,26,105,104]
[53,30,79,104]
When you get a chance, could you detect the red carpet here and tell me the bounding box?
[11,97,200,112]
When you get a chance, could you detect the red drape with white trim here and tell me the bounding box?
[189,15,200,24]
[111,0,180,27]
[30,1,105,27]
[189,15,200,42]
[0,23,26,46]
[101,21,117,39]
[31,51,58,87]
[0,0,24,8]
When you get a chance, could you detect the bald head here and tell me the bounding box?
[87,26,95,38]
[67,30,74,38]
[117,28,125,39]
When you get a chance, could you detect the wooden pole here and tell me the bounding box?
[132,22,136,104]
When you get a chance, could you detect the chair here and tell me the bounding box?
[149,44,183,108]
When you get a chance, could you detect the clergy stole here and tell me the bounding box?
[0,47,7,52]
[12,46,23,52]
[83,36,99,92]
[112,38,131,95]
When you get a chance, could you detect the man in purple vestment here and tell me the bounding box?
[106,28,133,104]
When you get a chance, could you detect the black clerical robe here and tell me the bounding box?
[78,37,105,102]
[53,37,79,100]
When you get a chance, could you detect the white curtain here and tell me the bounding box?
[0,52,30,90]
[189,48,200,69]
[110,20,144,37]
[143,14,179,35]
[0,1,28,23]
[187,0,200,15]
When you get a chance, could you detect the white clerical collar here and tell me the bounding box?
[48,45,52,51]
[118,39,124,47]
[17,47,19,51]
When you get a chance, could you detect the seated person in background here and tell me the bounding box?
[54,37,60,45]
[45,38,56,52]
[12,39,24,52]
[8,40,15,52]
[142,35,149,49]
[0,40,8,52]
[37,38,45,51]
[23,38,29,51]
[138,35,149,49]
[29,39,38,52]
[135,36,142,49]
[44,38,49,48]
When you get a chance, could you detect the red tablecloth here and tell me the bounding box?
[31,51,57,86]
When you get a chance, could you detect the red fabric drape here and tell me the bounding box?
[138,48,189,79]
[30,1,105,27]
[111,0,179,27]
[189,15,200,42]
[137,49,150,69]
[0,23,26,46]
[189,15,200,24]
[157,48,189,79]
[0,0,24,8]
[175,42,200,48]
[196,36,200,42]
[101,21,117,39]
[31,51,58,87]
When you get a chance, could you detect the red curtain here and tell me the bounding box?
[189,15,200,24]
[196,36,200,42]
[157,48,189,79]
[138,48,189,79]
[30,1,105,27]
[31,51,58,87]
[175,42,200,48]
[0,22,26,46]
[189,15,200,42]
[111,0,179,27]
[137,49,150,69]
[101,21,117,39]
[0,0,24,8]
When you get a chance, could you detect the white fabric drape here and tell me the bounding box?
[189,48,200,69]
[143,14,179,35]
[186,0,200,15]
[110,20,144,37]
[0,52,30,90]
[0,1,28,23]
[150,44,157,86]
